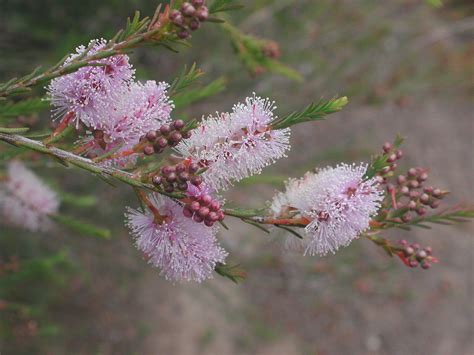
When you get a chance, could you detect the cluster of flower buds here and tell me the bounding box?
[378,141,403,177]
[397,240,438,269]
[141,120,191,156]
[169,1,209,39]
[182,194,225,227]
[152,161,202,193]
[385,167,447,222]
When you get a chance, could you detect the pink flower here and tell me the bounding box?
[47,38,134,124]
[125,194,228,282]
[83,80,173,166]
[271,163,384,256]
[176,94,290,190]
[0,161,59,232]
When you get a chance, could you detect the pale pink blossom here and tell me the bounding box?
[0,161,59,232]
[125,194,227,282]
[176,94,290,190]
[271,163,384,256]
[47,38,134,124]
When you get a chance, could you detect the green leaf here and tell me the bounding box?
[169,63,204,96]
[173,77,226,109]
[271,96,348,130]
[215,262,246,283]
[0,127,30,134]
[425,0,442,8]
[60,192,98,208]
[0,98,49,120]
[364,135,404,179]
[209,0,244,14]
[51,214,111,239]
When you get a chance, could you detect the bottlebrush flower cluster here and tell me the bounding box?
[125,194,227,282]
[176,94,291,190]
[271,163,384,256]
[0,161,59,232]
[47,39,173,166]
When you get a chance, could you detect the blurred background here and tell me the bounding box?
[0,0,473,354]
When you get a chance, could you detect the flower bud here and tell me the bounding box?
[396,149,403,159]
[382,142,392,153]
[387,154,397,163]
[152,175,162,186]
[416,207,426,216]
[177,30,190,39]
[191,175,203,186]
[408,168,417,177]
[408,180,419,189]
[397,175,406,185]
[201,194,212,205]
[164,185,175,193]
[181,2,196,16]
[146,130,157,142]
[193,214,204,223]
[159,125,171,135]
[408,200,417,210]
[190,201,200,212]
[420,193,430,205]
[195,6,209,21]
[192,0,204,6]
[166,172,177,183]
[156,137,168,148]
[198,207,210,218]
[405,246,415,256]
[188,163,199,174]
[183,205,193,218]
[189,18,200,31]
[172,120,185,131]
[401,186,410,195]
[421,261,430,270]
[143,145,154,156]
[177,182,188,191]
